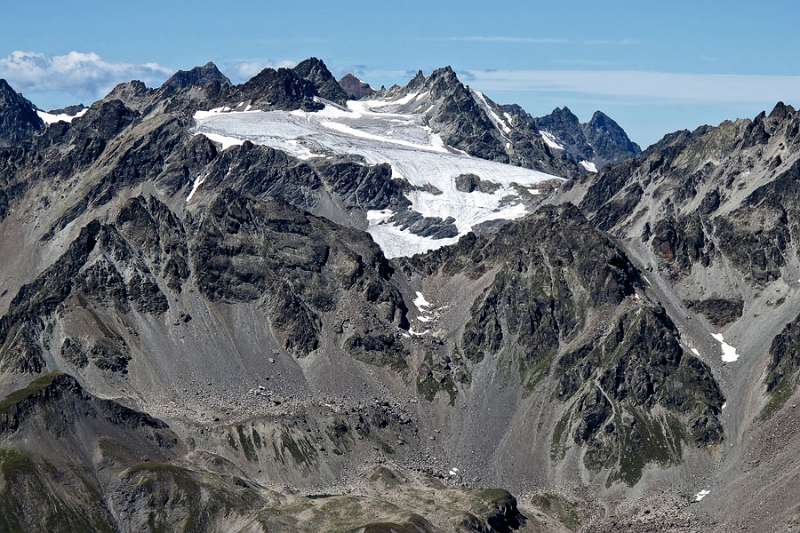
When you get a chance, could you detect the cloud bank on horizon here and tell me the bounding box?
[2,49,798,145]
[461,69,800,104]
[0,51,172,101]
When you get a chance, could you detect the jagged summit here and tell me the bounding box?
[292,57,348,104]
[161,61,231,92]
[0,78,44,145]
[338,73,374,99]
[535,105,640,169]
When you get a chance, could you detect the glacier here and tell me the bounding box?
[193,95,562,257]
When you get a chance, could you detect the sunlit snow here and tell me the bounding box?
[413,291,432,310]
[694,489,711,502]
[193,95,561,257]
[36,108,88,125]
[472,90,512,135]
[540,131,565,150]
[711,333,740,362]
[580,160,598,172]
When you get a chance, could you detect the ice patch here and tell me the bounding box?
[580,160,598,173]
[540,131,565,150]
[711,333,740,362]
[694,489,710,502]
[37,108,88,125]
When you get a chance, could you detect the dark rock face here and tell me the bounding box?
[584,111,642,167]
[293,58,348,104]
[385,67,584,178]
[764,313,800,414]
[574,105,800,288]
[404,204,723,486]
[160,61,231,94]
[456,205,640,389]
[191,190,408,357]
[557,305,724,484]
[534,106,641,169]
[423,67,505,162]
[535,107,594,159]
[454,173,501,193]
[0,79,44,146]
[0,221,102,374]
[0,372,172,437]
[222,67,321,112]
[338,73,374,99]
[219,57,347,112]
[685,298,743,328]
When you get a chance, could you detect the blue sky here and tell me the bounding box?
[2,0,799,146]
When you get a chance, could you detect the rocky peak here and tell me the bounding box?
[423,66,464,95]
[234,66,320,111]
[769,101,795,120]
[0,78,44,146]
[102,80,154,111]
[338,73,374,99]
[546,106,581,127]
[292,57,348,104]
[535,106,640,169]
[161,61,231,93]
[583,110,642,165]
[405,69,427,91]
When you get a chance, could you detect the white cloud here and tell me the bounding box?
[228,59,297,82]
[462,69,800,104]
[0,51,172,99]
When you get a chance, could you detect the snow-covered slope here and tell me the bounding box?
[193,95,562,257]
[36,108,88,125]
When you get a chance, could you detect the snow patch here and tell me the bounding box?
[195,131,245,150]
[694,489,711,502]
[187,173,208,202]
[37,108,88,125]
[413,291,432,310]
[540,131,565,150]
[472,90,512,135]
[580,160,598,172]
[711,333,740,362]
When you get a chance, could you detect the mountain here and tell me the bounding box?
[369,66,586,178]
[1,58,792,531]
[338,72,375,99]
[552,101,800,531]
[0,79,43,146]
[292,57,349,104]
[533,106,641,170]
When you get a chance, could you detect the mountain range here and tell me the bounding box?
[0,57,797,532]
